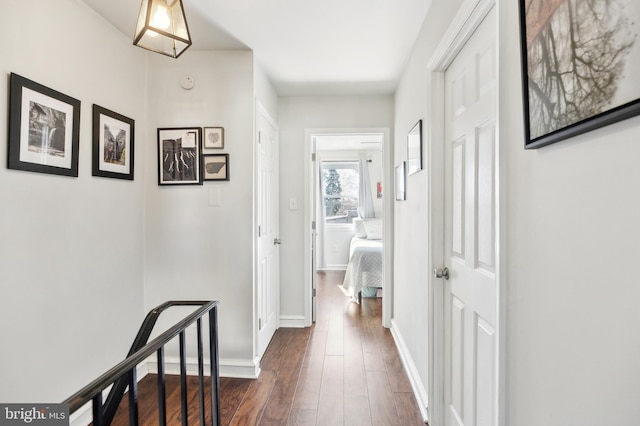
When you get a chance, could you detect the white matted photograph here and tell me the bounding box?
[203,127,224,149]
[203,154,229,181]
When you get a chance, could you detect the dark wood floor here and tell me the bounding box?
[112,271,425,425]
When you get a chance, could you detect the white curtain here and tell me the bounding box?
[358,155,376,219]
[316,157,326,269]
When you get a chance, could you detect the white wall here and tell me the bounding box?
[278,96,393,319]
[392,0,464,410]
[0,0,146,402]
[143,50,260,368]
[499,1,640,424]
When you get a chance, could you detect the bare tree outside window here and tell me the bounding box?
[322,162,359,223]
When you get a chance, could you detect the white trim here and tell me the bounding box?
[304,127,392,328]
[324,264,348,270]
[254,99,281,361]
[426,1,501,426]
[147,356,261,379]
[390,319,429,424]
[427,0,496,72]
[279,315,307,328]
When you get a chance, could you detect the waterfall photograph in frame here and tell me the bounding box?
[520,0,640,149]
[7,73,80,176]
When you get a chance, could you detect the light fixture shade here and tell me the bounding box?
[134,0,192,58]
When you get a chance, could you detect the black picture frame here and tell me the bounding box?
[203,127,224,150]
[157,127,202,185]
[7,73,80,177]
[519,0,640,149]
[407,120,422,175]
[203,154,230,181]
[92,105,135,180]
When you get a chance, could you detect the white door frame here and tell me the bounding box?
[303,127,393,328]
[426,0,504,424]
[254,100,280,360]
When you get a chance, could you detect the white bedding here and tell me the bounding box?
[341,237,383,301]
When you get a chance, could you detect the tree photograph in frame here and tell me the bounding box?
[203,154,229,181]
[7,73,80,177]
[92,105,134,180]
[520,0,640,149]
[203,127,224,149]
[157,127,202,185]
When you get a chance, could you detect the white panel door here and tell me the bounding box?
[443,7,497,426]
[257,106,279,358]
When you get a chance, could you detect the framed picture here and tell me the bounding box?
[7,73,80,177]
[92,105,134,180]
[157,127,202,185]
[407,120,422,175]
[203,154,229,181]
[395,162,406,201]
[520,0,640,149]
[203,127,224,149]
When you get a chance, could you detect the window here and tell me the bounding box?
[321,161,359,223]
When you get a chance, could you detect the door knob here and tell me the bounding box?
[434,267,450,280]
[273,238,282,245]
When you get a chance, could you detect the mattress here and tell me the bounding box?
[341,237,383,301]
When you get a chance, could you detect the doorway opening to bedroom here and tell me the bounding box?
[307,130,391,327]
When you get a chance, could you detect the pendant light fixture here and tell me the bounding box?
[133,0,192,58]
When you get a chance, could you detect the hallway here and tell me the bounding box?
[225,270,424,425]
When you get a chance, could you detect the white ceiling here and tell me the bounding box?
[81,0,432,96]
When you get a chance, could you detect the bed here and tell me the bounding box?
[341,219,383,303]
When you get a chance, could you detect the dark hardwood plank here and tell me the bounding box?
[344,326,367,397]
[229,369,276,425]
[394,392,425,426]
[288,408,317,425]
[316,355,344,425]
[344,395,372,426]
[220,377,252,425]
[292,331,326,410]
[365,370,401,426]
[260,329,311,424]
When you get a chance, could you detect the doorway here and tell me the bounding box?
[426,1,501,425]
[304,129,392,327]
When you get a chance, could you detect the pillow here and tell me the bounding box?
[353,218,368,238]
[363,219,383,240]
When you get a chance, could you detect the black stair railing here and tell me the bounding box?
[64,300,220,426]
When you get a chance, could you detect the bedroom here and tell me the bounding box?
[313,133,385,310]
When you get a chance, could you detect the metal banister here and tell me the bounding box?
[64,300,220,425]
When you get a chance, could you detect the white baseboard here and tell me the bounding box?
[390,319,429,424]
[318,266,347,271]
[146,356,261,379]
[279,315,306,328]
